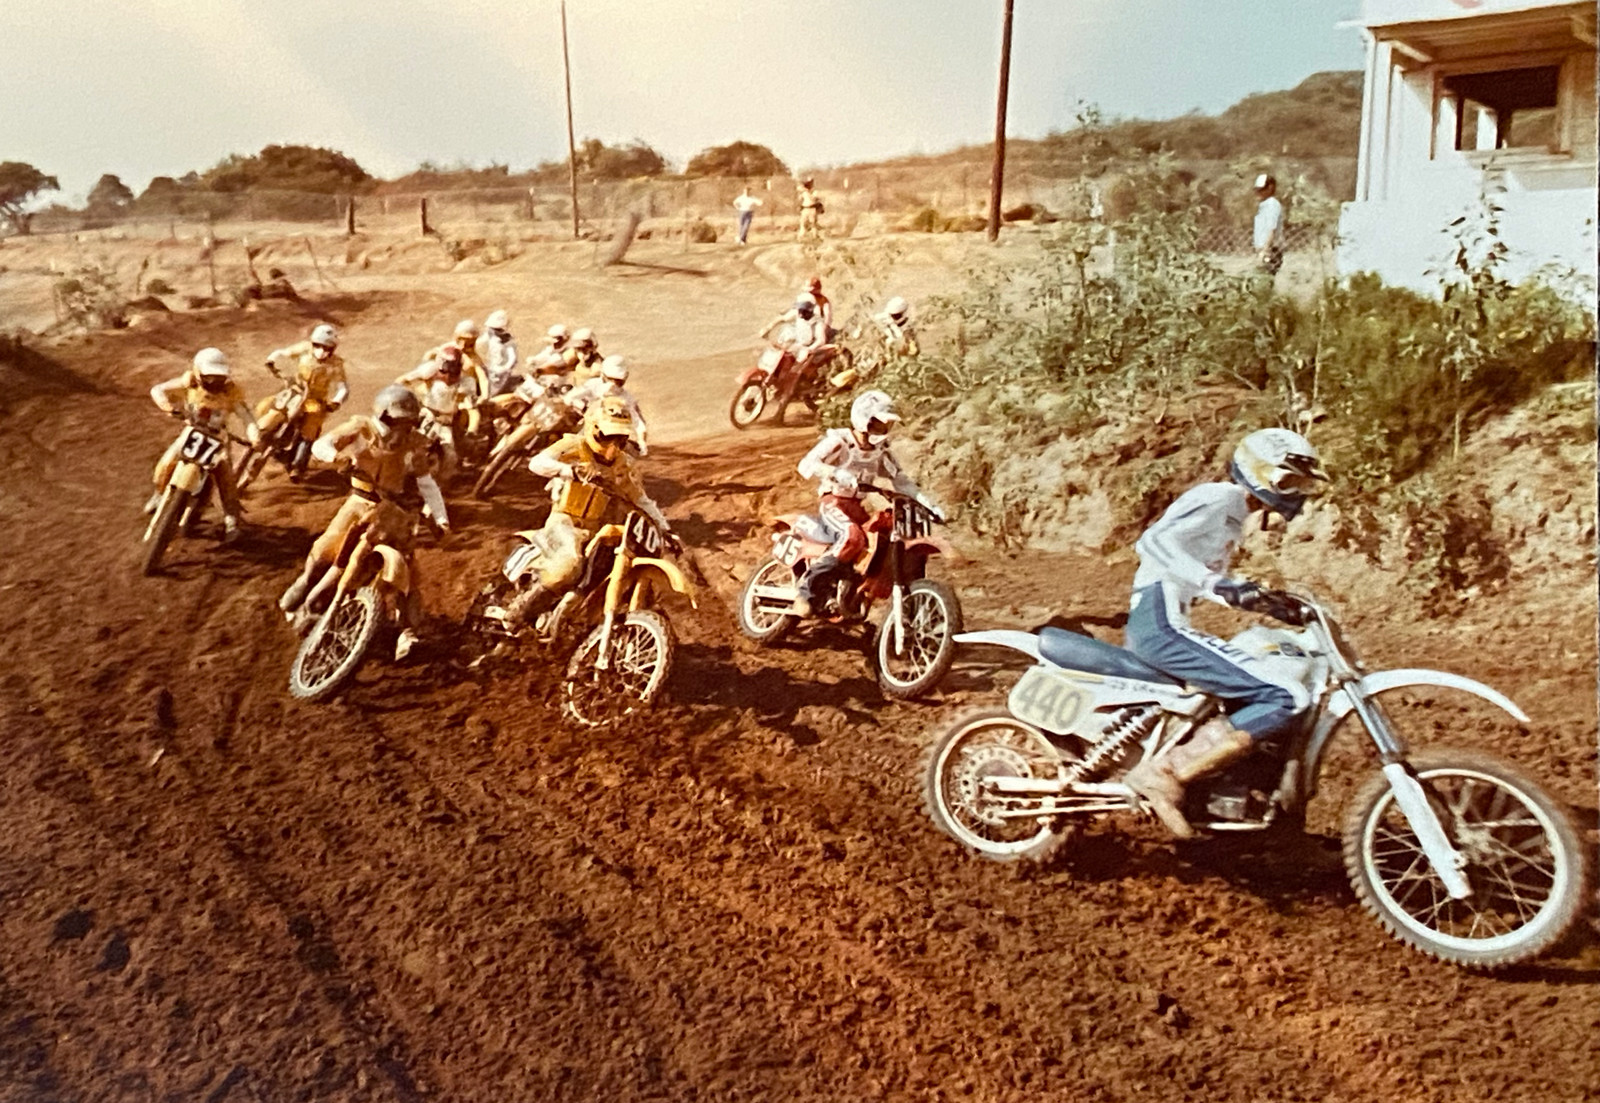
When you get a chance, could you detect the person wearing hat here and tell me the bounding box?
[796,176,823,242]
[1252,173,1285,281]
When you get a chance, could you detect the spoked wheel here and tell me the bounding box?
[563,610,675,726]
[875,579,962,699]
[236,442,274,490]
[472,448,514,499]
[141,486,188,576]
[289,586,383,702]
[1343,748,1589,968]
[922,707,1071,861]
[737,557,798,644]
[728,382,767,429]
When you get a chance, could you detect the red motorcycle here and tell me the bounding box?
[737,488,961,699]
[728,342,851,429]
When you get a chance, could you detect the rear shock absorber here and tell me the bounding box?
[1063,705,1161,784]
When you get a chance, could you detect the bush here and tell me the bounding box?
[685,219,718,243]
[145,278,176,296]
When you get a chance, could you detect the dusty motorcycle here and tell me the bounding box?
[236,377,327,488]
[287,499,419,701]
[737,488,961,700]
[471,382,577,499]
[923,590,1589,968]
[471,501,695,726]
[728,342,851,429]
[141,414,240,576]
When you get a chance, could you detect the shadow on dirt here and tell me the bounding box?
[674,640,879,746]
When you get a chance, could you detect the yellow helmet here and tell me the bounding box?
[583,394,635,459]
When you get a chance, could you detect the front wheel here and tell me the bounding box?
[737,557,798,644]
[563,609,675,726]
[922,707,1069,862]
[141,486,188,576]
[289,585,383,701]
[472,447,514,499]
[728,382,766,429]
[1343,748,1589,968]
[875,578,962,699]
[236,441,273,490]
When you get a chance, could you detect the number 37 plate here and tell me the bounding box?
[178,426,226,468]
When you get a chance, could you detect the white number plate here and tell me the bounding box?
[626,512,663,556]
[771,532,801,565]
[1007,665,1092,739]
[178,426,226,468]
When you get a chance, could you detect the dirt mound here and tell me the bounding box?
[0,308,1594,1103]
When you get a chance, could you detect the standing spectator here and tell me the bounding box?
[732,186,763,245]
[1252,173,1285,283]
[796,176,823,242]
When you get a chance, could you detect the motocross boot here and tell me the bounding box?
[1124,718,1255,839]
[792,554,845,619]
[485,583,552,636]
[289,440,311,482]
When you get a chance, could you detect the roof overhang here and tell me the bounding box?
[1351,2,1596,62]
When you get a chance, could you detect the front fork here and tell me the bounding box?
[592,550,632,672]
[886,540,907,655]
[1347,682,1472,900]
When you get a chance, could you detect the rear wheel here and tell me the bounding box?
[141,487,188,576]
[729,382,766,429]
[875,579,962,699]
[922,708,1070,861]
[563,610,675,726]
[737,557,798,644]
[1343,748,1589,968]
[289,585,383,702]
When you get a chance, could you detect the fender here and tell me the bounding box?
[513,528,543,542]
[630,557,696,607]
[953,629,1043,662]
[1304,667,1529,795]
[736,366,766,387]
[373,545,411,591]
[170,462,207,494]
[902,535,949,559]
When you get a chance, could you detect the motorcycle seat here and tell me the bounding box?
[1037,627,1182,686]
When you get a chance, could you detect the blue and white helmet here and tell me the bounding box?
[1231,428,1327,519]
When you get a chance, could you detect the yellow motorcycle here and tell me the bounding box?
[141,414,240,576]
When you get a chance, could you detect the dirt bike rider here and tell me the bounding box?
[565,355,648,456]
[523,324,577,384]
[758,297,827,407]
[874,297,918,359]
[484,395,676,634]
[802,276,834,339]
[568,328,604,386]
[397,344,480,475]
[257,323,349,479]
[415,320,492,402]
[1121,428,1329,838]
[475,309,519,397]
[277,385,450,662]
[146,347,260,543]
[792,389,941,618]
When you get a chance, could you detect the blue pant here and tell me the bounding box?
[1125,584,1303,739]
[737,210,754,243]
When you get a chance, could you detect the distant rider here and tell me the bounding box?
[525,324,577,383]
[1121,427,1329,838]
[485,396,675,634]
[258,322,349,479]
[398,344,479,475]
[565,355,648,455]
[277,385,449,662]
[475,309,519,396]
[803,276,834,337]
[568,328,603,385]
[419,320,492,402]
[792,390,940,617]
[146,347,260,543]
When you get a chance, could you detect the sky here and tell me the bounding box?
[2,0,1363,203]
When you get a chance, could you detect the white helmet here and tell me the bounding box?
[1231,428,1328,519]
[310,323,339,349]
[599,355,629,383]
[192,347,230,379]
[547,323,569,343]
[485,309,509,331]
[372,383,421,436]
[883,296,909,323]
[571,327,595,350]
[453,318,480,341]
[850,389,900,444]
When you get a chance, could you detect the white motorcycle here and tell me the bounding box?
[923,589,1589,969]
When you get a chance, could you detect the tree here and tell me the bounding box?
[685,141,789,179]
[201,145,373,193]
[0,162,60,235]
[574,138,667,179]
[86,173,134,212]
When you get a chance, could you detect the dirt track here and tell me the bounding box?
[1,297,1596,1103]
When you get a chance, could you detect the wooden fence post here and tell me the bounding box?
[420,197,431,236]
[345,196,356,235]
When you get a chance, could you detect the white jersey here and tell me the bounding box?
[797,428,919,501]
[399,362,479,416]
[565,379,647,447]
[476,331,519,394]
[1132,482,1252,618]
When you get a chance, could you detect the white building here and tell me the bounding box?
[1338,0,1597,299]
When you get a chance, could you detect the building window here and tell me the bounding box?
[1439,65,1562,152]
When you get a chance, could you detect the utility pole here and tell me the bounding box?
[986,0,1015,242]
[561,0,580,240]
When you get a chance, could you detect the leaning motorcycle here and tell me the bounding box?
[728,342,849,429]
[471,501,695,726]
[287,499,418,701]
[472,383,577,499]
[236,377,324,488]
[737,487,961,700]
[923,590,1589,968]
[141,413,238,576]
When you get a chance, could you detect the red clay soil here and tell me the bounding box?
[1,307,1596,1103]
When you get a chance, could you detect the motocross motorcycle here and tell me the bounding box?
[472,381,578,499]
[471,500,695,726]
[287,498,420,702]
[923,589,1589,969]
[737,487,961,700]
[236,376,325,489]
[141,412,240,576]
[728,341,851,429]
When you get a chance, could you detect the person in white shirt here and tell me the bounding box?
[565,355,648,455]
[476,309,519,396]
[1252,173,1285,278]
[1120,428,1328,837]
[732,186,763,245]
